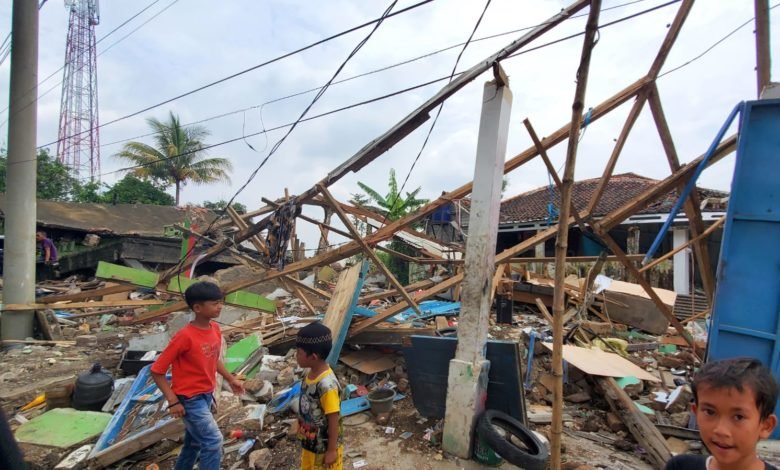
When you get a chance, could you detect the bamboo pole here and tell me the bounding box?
[550,3,601,467]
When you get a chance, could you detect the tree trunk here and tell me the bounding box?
[175,180,180,206]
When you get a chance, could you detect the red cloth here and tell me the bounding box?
[150,322,222,398]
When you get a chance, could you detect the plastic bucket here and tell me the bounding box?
[366,388,396,415]
[473,432,504,467]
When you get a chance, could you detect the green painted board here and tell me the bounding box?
[224,334,263,374]
[167,277,276,313]
[15,408,112,448]
[96,261,158,288]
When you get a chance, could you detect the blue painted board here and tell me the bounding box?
[326,261,369,366]
[707,99,780,438]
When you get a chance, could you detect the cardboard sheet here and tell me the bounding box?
[605,279,676,306]
[340,350,396,375]
[541,343,660,382]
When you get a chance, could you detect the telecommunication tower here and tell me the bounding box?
[56,0,100,180]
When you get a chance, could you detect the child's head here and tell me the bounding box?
[184,281,224,319]
[692,358,778,466]
[295,322,332,368]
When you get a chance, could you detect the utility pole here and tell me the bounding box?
[442,65,512,458]
[2,0,39,341]
[754,0,771,97]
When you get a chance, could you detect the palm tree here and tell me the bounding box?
[353,169,429,284]
[115,112,232,205]
[354,169,428,221]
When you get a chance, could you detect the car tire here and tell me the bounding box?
[476,409,549,470]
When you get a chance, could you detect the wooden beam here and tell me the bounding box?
[550,3,601,466]
[755,0,772,96]
[596,135,737,230]
[349,275,462,335]
[586,89,649,215]
[597,377,672,469]
[296,0,592,204]
[647,85,717,300]
[639,217,725,273]
[590,227,695,349]
[646,0,695,79]
[36,284,135,304]
[359,278,436,303]
[4,300,164,311]
[283,275,332,300]
[534,298,555,326]
[319,184,423,317]
[226,206,268,256]
[375,245,422,263]
[282,279,317,316]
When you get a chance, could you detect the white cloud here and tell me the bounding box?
[0,0,775,248]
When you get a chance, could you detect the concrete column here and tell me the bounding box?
[443,77,513,458]
[2,0,39,341]
[534,229,546,274]
[673,228,690,295]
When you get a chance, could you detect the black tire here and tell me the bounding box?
[477,409,549,470]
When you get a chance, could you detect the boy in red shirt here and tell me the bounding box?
[151,281,245,470]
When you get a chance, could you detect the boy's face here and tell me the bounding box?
[192,300,223,319]
[296,347,316,368]
[693,383,777,467]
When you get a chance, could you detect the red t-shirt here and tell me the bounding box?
[150,322,222,398]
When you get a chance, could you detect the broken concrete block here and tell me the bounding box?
[606,412,627,432]
[249,448,272,470]
[564,391,591,404]
[666,436,689,455]
[239,404,267,431]
[277,366,295,387]
[244,379,274,403]
[75,335,97,347]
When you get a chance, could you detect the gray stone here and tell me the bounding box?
[249,448,272,470]
[75,335,98,347]
[128,331,170,351]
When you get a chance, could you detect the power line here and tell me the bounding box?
[39,0,436,150]
[50,0,682,180]
[0,0,174,127]
[385,0,493,228]
[94,0,662,151]
[659,2,780,78]
[167,0,404,279]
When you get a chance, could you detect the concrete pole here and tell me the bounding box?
[1,0,39,341]
[672,228,691,295]
[754,0,771,97]
[442,72,512,458]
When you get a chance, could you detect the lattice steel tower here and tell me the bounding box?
[57,0,100,180]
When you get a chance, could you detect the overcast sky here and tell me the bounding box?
[0,0,777,248]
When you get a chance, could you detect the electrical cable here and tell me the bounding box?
[380,0,493,228]
[167,0,402,279]
[658,2,780,78]
[94,0,660,151]
[0,0,174,127]
[36,0,435,150]
[18,0,684,174]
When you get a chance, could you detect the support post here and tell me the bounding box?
[755,0,772,97]
[442,71,513,458]
[2,0,39,341]
[551,3,601,467]
[672,228,691,295]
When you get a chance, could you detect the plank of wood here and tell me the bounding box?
[359,278,436,303]
[322,262,368,365]
[3,300,164,311]
[90,419,185,467]
[35,284,135,304]
[597,377,672,468]
[35,309,63,341]
[435,316,450,331]
[534,298,555,326]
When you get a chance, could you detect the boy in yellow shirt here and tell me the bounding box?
[295,322,342,470]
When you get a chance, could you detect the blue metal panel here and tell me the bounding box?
[708,99,780,437]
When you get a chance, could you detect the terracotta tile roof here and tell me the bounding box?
[495,173,728,225]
